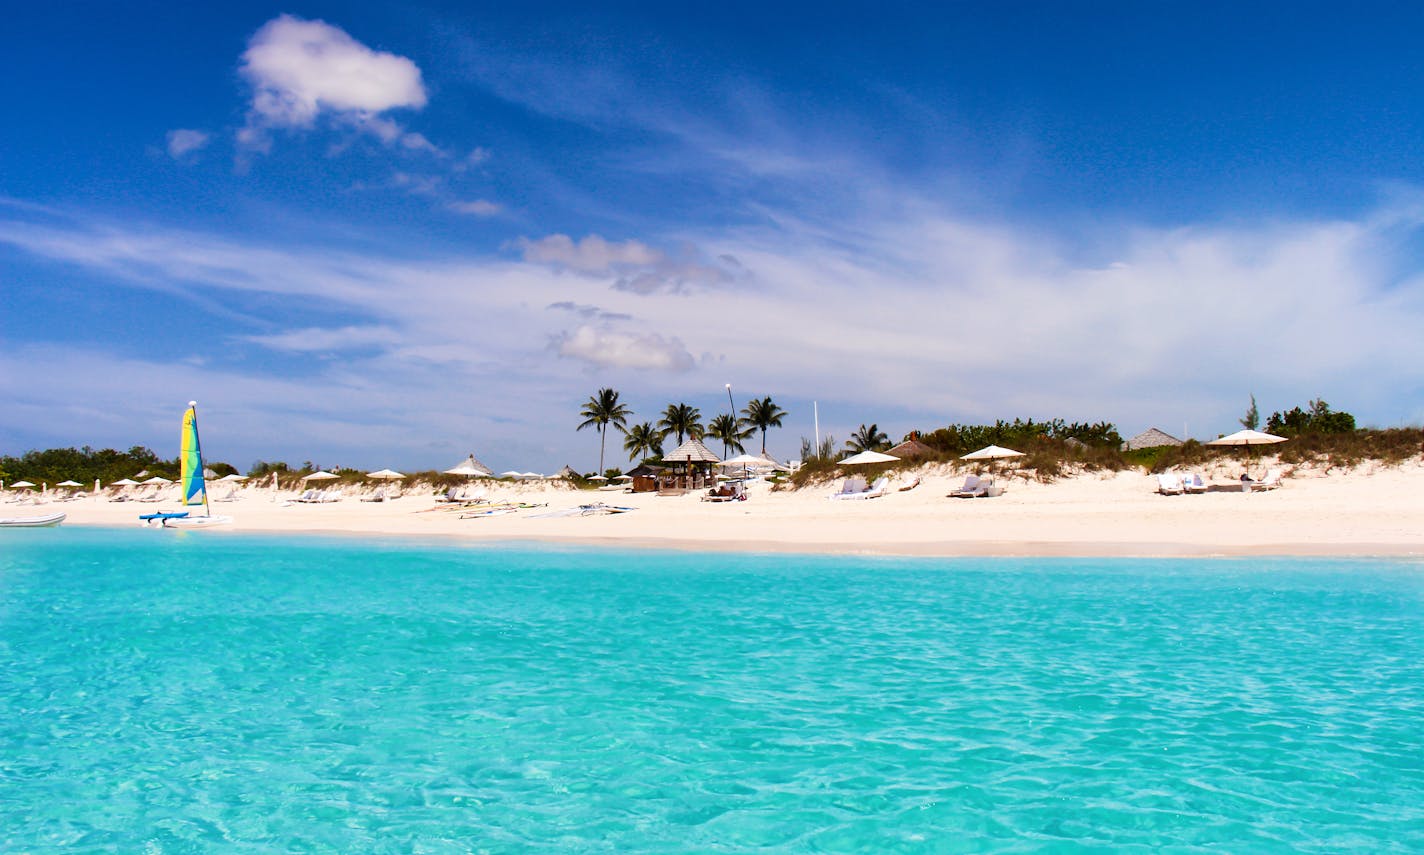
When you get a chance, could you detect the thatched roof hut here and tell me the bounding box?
[662,438,721,463]
[886,437,935,459]
[1123,428,1183,451]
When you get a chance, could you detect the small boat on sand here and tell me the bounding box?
[0,512,66,528]
[140,402,232,529]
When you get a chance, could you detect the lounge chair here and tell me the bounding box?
[1156,473,1184,495]
[1248,469,1283,492]
[361,488,387,503]
[834,476,890,500]
[1183,473,1208,494]
[293,489,320,503]
[702,481,747,502]
[896,474,922,492]
[830,476,868,499]
[949,474,987,498]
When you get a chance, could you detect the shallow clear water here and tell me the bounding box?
[2,529,1423,852]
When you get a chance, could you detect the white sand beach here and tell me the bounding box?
[39,457,1424,557]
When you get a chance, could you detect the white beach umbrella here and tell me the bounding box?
[587,475,609,482]
[960,445,1025,480]
[111,478,140,487]
[520,472,543,480]
[613,474,633,482]
[218,473,248,482]
[959,445,1025,461]
[302,471,339,481]
[366,468,406,480]
[839,450,900,466]
[1205,429,1287,448]
[499,470,522,479]
[57,480,83,487]
[10,480,36,489]
[141,476,173,485]
[1206,428,1287,476]
[718,453,782,469]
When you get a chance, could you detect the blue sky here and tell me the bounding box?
[4,3,1424,471]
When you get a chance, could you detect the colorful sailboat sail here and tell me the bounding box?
[180,401,209,512]
[143,401,232,528]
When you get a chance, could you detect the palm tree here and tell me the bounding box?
[623,422,664,462]
[657,403,704,446]
[577,388,632,475]
[706,413,750,458]
[845,423,889,453]
[740,396,787,455]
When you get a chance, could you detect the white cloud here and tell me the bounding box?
[553,325,695,371]
[166,129,210,159]
[400,132,440,153]
[519,233,662,273]
[245,325,402,353]
[239,14,428,150]
[449,199,502,217]
[5,202,1424,466]
[518,233,735,294]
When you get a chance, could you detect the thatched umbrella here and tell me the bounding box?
[444,454,494,478]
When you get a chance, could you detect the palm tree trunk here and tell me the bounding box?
[598,425,607,474]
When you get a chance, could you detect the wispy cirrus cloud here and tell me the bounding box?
[5,198,1424,466]
[518,233,737,295]
[449,199,502,217]
[552,325,696,372]
[166,129,210,159]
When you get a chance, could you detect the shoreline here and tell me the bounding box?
[54,520,1424,559]
[25,458,1424,560]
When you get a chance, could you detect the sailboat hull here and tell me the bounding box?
[154,514,233,528]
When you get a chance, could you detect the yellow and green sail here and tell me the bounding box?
[179,402,208,509]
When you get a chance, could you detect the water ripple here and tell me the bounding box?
[2,531,1423,851]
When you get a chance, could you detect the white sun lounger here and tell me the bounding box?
[1248,469,1283,492]
[949,474,987,498]
[830,476,868,499]
[1156,473,1184,495]
[1183,473,1208,494]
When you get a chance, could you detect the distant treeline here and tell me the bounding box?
[0,446,238,485]
[790,400,1421,485]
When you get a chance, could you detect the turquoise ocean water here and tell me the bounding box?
[2,528,1423,852]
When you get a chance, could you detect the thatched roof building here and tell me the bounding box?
[886,437,935,459]
[1123,428,1183,451]
[662,438,721,463]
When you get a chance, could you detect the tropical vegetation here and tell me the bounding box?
[622,422,664,463]
[740,396,788,455]
[844,423,890,453]
[706,413,750,458]
[657,403,704,446]
[576,387,632,475]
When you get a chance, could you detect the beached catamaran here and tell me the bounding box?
[140,401,233,528]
